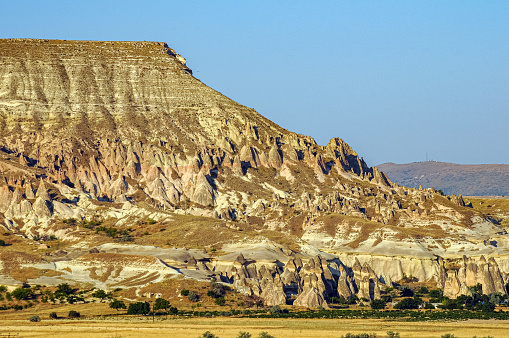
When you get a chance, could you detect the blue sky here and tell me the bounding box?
[2,1,508,165]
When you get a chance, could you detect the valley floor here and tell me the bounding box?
[0,317,507,338]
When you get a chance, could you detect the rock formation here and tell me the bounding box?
[0,39,508,308]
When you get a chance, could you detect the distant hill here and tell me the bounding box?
[377,161,509,196]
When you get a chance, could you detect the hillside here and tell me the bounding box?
[0,39,509,308]
[378,161,509,196]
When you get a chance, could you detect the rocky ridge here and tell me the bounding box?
[0,39,508,307]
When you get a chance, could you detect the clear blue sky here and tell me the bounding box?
[2,1,508,165]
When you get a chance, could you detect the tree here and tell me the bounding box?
[93,289,108,302]
[258,332,275,338]
[200,331,217,338]
[12,287,33,300]
[55,283,73,298]
[370,299,386,310]
[154,298,170,311]
[127,301,150,315]
[400,286,414,297]
[110,299,127,311]
[68,310,80,318]
[428,289,443,298]
[418,286,429,295]
[237,332,252,338]
[469,283,483,294]
[394,297,421,310]
[49,312,57,319]
[0,239,5,246]
[168,306,178,315]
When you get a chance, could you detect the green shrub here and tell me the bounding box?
[199,331,217,338]
[68,310,80,318]
[341,334,377,338]
[181,289,190,296]
[386,331,400,338]
[0,239,5,246]
[29,315,40,322]
[168,306,178,315]
[49,312,57,319]
[215,297,226,306]
[258,332,275,338]
[187,291,199,302]
[269,305,283,314]
[441,334,455,338]
[237,332,252,338]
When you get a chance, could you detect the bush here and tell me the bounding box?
[168,306,178,315]
[181,289,190,296]
[199,331,217,338]
[215,297,226,306]
[0,239,5,246]
[49,312,57,319]
[386,331,400,338]
[0,285,7,293]
[237,332,252,338]
[269,305,282,314]
[441,335,456,338]
[208,281,227,298]
[29,315,40,322]
[187,291,199,302]
[68,310,80,318]
[341,334,377,338]
[258,332,275,338]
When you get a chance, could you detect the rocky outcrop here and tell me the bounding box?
[442,255,508,298]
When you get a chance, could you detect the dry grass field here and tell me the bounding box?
[0,317,508,338]
[0,302,508,337]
